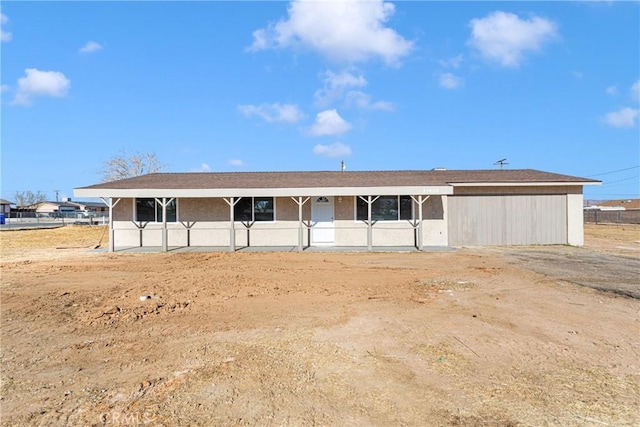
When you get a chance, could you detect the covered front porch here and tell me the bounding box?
[98,193,450,253]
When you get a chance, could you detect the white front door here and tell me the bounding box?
[312,196,335,245]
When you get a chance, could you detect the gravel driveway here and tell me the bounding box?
[501,247,640,299]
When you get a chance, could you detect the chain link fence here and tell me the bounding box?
[0,212,109,229]
[584,210,640,225]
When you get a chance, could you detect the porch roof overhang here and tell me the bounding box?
[74,185,454,198]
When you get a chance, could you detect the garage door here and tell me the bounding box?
[448,195,567,246]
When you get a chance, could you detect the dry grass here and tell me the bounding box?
[584,223,640,242]
[584,223,640,258]
[0,225,108,251]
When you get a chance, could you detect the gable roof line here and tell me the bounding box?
[73,169,600,198]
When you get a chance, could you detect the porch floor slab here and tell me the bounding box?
[93,246,454,253]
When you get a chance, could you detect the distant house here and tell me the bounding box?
[597,199,640,210]
[74,169,600,252]
[70,200,108,215]
[584,199,640,224]
[0,199,12,215]
[24,199,108,217]
[31,201,79,216]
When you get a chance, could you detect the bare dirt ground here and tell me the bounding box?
[1,224,638,426]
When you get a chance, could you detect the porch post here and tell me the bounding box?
[417,196,423,251]
[109,202,115,252]
[229,197,235,252]
[367,196,373,251]
[223,197,241,252]
[100,197,121,253]
[291,196,310,252]
[358,195,378,252]
[411,195,430,251]
[161,198,167,252]
[155,197,174,253]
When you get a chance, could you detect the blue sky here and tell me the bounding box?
[1,1,638,202]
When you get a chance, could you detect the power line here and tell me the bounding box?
[587,165,640,177]
[600,176,640,186]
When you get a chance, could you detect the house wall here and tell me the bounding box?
[422,195,448,246]
[109,196,448,248]
[567,193,584,246]
[35,202,62,213]
[108,187,581,249]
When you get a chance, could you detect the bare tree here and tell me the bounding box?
[101,151,166,182]
[14,190,47,209]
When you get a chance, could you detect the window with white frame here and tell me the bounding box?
[234,197,274,222]
[356,196,413,221]
[135,198,177,222]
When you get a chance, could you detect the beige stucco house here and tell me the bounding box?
[74,169,599,252]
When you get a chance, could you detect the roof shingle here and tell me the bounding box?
[77,169,598,191]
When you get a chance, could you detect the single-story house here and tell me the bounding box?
[71,200,109,215]
[0,199,12,215]
[24,200,109,217]
[29,201,81,216]
[73,169,600,252]
[588,199,640,210]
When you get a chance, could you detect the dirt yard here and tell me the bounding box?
[1,224,639,426]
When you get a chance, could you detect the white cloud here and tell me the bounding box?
[1,13,12,42]
[228,159,244,167]
[439,54,464,69]
[603,107,639,128]
[313,142,352,158]
[314,69,367,107]
[344,90,394,111]
[12,68,71,106]
[308,109,352,136]
[605,85,618,96]
[314,70,392,110]
[79,41,103,54]
[0,84,10,93]
[439,73,464,90]
[468,11,558,67]
[238,103,304,123]
[190,163,211,172]
[631,80,639,102]
[248,0,413,66]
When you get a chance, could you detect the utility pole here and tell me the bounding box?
[54,190,60,202]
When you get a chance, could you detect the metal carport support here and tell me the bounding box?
[100,197,121,253]
[291,196,310,252]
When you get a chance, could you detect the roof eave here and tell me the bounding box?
[74,185,455,198]
[448,181,601,187]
